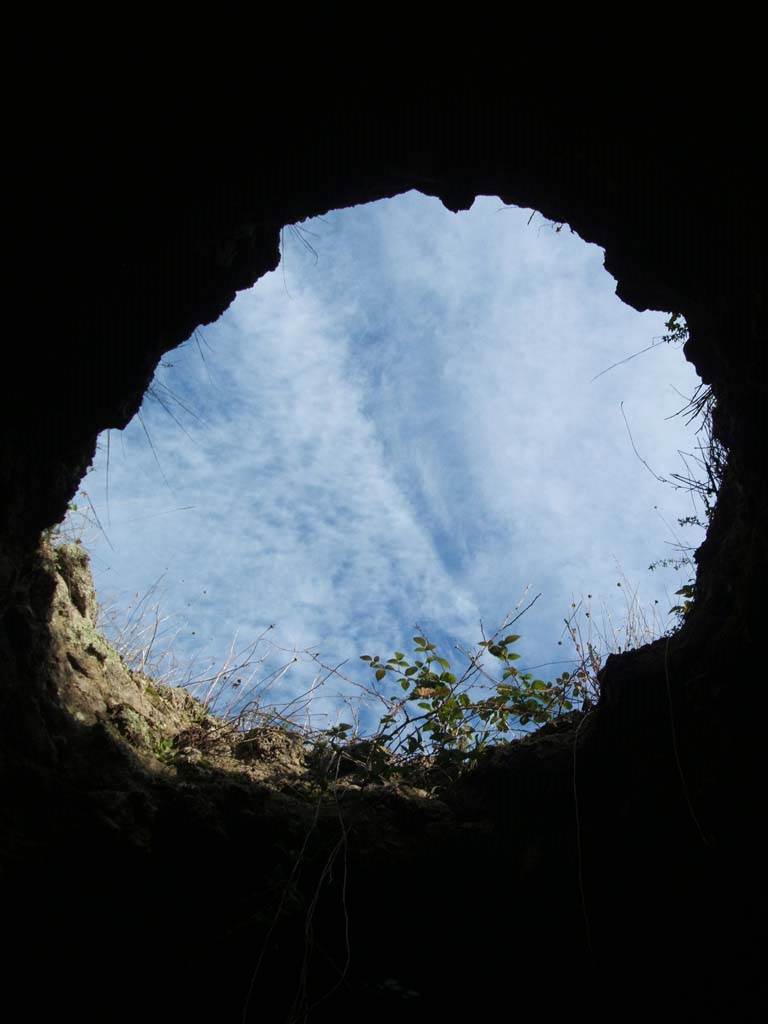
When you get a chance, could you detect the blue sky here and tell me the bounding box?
[67,193,706,735]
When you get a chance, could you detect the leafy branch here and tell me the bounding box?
[324,622,587,780]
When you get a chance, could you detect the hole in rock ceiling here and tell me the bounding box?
[63,193,712,736]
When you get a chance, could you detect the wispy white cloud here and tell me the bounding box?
[72,193,706,727]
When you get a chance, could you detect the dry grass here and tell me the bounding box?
[557,567,670,706]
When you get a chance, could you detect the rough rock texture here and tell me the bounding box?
[38,542,312,785]
[2,85,765,1021]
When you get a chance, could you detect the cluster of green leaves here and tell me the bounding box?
[668,582,696,620]
[662,312,689,347]
[325,632,587,779]
[154,736,178,765]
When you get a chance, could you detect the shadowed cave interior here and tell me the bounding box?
[2,92,765,1021]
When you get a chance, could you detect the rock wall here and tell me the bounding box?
[2,87,765,1020]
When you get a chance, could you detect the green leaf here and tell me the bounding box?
[404,666,417,676]
[413,636,426,645]
[502,634,521,645]
[360,655,372,661]
[417,702,433,711]
[375,668,386,681]
[400,679,410,691]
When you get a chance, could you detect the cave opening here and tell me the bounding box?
[60,192,712,742]
[4,95,763,1020]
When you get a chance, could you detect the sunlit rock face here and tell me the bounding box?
[1,90,764,1020]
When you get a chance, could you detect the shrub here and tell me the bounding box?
[346,626,584,778]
